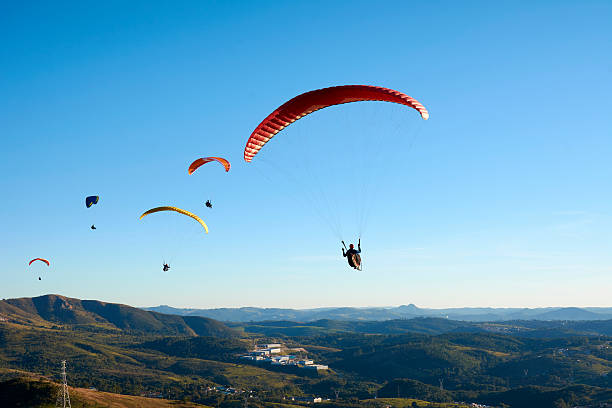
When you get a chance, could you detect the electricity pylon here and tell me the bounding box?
[55,360,72,408]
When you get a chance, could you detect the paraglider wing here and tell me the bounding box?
[188,157,231,175]
[29,258,50,266]
[244,85,429,162]
[139,206,209,234]
[86,196,100,208]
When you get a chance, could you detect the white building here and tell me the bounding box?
[253,350,270,356]
[257,343,281,349]
[271,355,291,365]
[305,364,328,371]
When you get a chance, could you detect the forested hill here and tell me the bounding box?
[229,317,612,338]
[0,294,237,337]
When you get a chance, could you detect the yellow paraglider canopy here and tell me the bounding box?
[139,206,209,234]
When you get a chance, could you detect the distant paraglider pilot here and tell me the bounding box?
[90,225,96,230]
[205,200,212,208]
[342,239,361,270]
[163,263,170,272]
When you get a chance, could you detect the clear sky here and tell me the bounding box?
[1,1,611,309]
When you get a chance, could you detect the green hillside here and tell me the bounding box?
[0,295,237,337]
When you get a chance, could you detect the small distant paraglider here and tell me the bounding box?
[140,207,208,274]
[28,258,50,280]
[86,195,100,230]
[188,158,229,211]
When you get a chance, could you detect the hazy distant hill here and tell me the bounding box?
[529,307,606,321]
[0,294,237,337]
[144,304,612,322]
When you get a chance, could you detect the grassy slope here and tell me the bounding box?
[70,386,211,408]
[0,375,211,408]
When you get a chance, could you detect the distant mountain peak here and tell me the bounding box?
[397,304,420,312]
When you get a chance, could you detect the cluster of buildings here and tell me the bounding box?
[239,343,329,372]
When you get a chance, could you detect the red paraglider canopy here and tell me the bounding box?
[244,85,429,162]
[188,157,231,174]
[28,258,50,266]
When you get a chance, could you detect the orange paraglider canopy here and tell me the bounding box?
[244,85,429,162]
[29,258,50,266]
[188,157,230,175]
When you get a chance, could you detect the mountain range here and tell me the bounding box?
[144,303,612,322]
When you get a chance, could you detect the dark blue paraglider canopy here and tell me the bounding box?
[86,196,99,208]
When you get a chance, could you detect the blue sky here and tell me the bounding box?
[1,1,611,309]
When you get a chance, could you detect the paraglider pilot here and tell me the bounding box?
[163,263,170,272]
[342,239,361,270]
[205,200,212,208]
[91,225,96,230]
